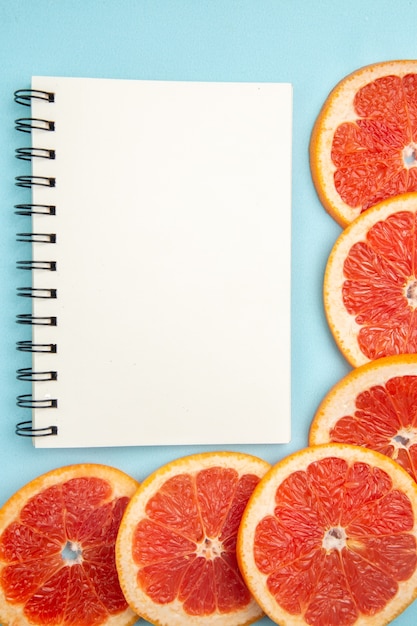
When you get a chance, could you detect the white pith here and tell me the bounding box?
[61,540,83,565]
[404,276,417,308]
[403,142,417,169]
[322,526,347,552]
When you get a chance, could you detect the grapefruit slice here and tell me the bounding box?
[0,463,139,626]
[310,60,417,226]
[116,451,270,626]
[309,354,417,482]
[324,192,417,366]
[237,443,417,626]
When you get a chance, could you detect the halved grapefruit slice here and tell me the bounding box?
[0,463,139,626]
[116,451,270,626]
[324,192,417,366]
[237,443,417,626]
[309,354,417,482]
[310,60,417,226]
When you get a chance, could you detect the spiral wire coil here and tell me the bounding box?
[15,88,58,437]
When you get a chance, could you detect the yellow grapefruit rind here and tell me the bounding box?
[310,59,417,227]
[0,463,139,626]
[116,451,271,626]
[324,192,417,367]
[237,443,417,626]
[309,354,417,447]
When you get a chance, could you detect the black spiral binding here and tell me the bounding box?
[16,175,56,188]
[17,369,58,382]
[15,119,55,133]
[16,314,57,326]
[17,260,57,271]
[16,232,56,243]
[16,147,56,161]
[14,89,55,106]
[17,340,57,353]
[15,422,58,437]
[15,204,56,216]
[15,87,58,438]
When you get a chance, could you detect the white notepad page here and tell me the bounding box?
[26,76,292,447]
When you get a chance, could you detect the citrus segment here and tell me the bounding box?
[309,354,417,482]
[237,444,417,626]
[324,193,417,366]
[310,60,417,226]
[0,464,139,626]
[116,451,270,626]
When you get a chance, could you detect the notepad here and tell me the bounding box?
[14,76,292,448]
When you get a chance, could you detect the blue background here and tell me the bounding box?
[0,1,416,624]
